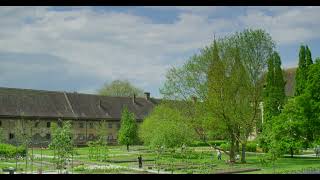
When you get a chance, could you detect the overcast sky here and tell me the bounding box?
[0,6,320,98]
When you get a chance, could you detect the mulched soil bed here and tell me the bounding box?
[214,168,261,174]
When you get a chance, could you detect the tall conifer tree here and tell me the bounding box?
[295,45,306,96]
[263,52,286,122]
[305,45,313,68]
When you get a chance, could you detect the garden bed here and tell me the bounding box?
[214,168,261,174]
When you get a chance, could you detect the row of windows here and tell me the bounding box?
[0,120,50,128]
[8,133,51,140]
[78,122,120,129]
[75,134,116,141]
[0,121,121,129]
[7,133,116,141]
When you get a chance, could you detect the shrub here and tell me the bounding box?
[0,143,26,158]
[218,141,257,152]
[190,140,226,147]
[73,165,86,172]
[244,142,258,152]
[219,143,230,151]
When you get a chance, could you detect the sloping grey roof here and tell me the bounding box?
[0,87,160,120]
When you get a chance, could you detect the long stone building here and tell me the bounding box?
[0,87,160,146]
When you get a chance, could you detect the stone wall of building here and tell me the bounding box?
[0,118,129,147]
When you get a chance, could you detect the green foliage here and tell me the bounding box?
[95,120,108,145]
[87,141,109,161]
[299,60,320,144]
[49,121,74,171]
[190,140,226,147]
[245,142,258,152]
[295,45,313,96]
[206,29,275,161]
[98,79,144,97]
[266,98,305,156]
[219,143,230,151]
[0,143,26,158]
[305,46,313,67]
[263,51,286,122]
[73,165,86,172]
[14,119,33,147]
[0,128,4,143]
[118,106,138,150]
[295,45,307,96]
[139,104,196,149]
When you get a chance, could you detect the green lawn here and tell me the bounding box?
[1,145,320,174]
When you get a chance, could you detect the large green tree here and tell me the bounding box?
[118,107,138,151]
[98,80,144,97]
[266,98,305,157]
[160,29,275,163]
[207,39,253,162]
[298,59,320,145]
[207,29,274,163]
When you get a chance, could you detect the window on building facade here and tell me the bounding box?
[107,134,113,140]
[78,134,85,141]
[9,133,14,139]
[0,121,2,127]
[88,133,94,140]
[47,122,51,128]
[46,133,51,140]
[108,122,112,129]
[89,122,94,129]
[58,121,63,127]
[79,122,84,128]
[35,122,39,128]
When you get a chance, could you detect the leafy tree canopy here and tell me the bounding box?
[139,104,196,149]
[118,106,138,151]
[98,79,144,97]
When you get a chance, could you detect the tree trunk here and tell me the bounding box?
[235,140,240,154]
[127,144,129,151]
[229,136,236,162]
[235,129,240,154]
[290,147,293,158]
[241,143,246,163]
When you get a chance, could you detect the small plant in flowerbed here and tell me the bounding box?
[279,167,320,174]
[87,140,109,162]
[82,166,128,174]
[73,165,87,172]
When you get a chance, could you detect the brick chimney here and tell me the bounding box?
[144,92,150,101]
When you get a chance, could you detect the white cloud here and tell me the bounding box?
[1,6,320,96]
[238,6,320,45]
[0,7,235,93]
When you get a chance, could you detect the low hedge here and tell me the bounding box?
[218,141,257,152]
[0,143,26,159]
[190,140,226,147]
[245,142,258,152]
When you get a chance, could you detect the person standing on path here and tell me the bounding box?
[217,150,222,160]
[138,155,143,168]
